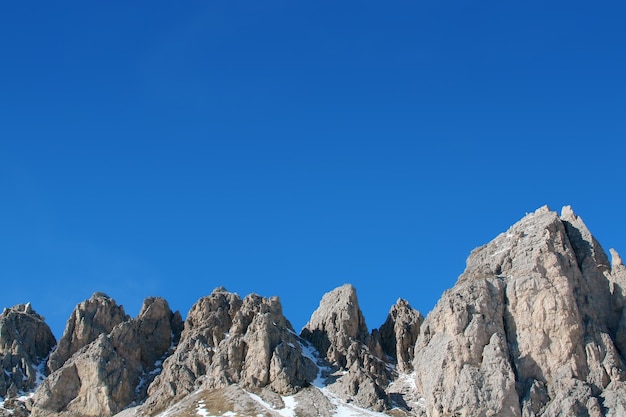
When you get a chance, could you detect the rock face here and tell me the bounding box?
[31,297,182,417]
[377,298,423,373]
[0,303,55,399]
[301,284,370,368]
[141,287,317,416]
[47,292,129,372]
[5,205,626,417]
[301,284,391,411]
[413,206,626,417]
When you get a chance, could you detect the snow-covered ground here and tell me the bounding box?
[247,392,297,417]
[195,399,237,417]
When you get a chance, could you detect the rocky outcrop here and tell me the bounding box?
[0,303,55,399]
[47,292,128,372]
[5,205,626,417]
[301,284,370,368]
[413,206,626,416]
[377,298,423,373]
[141,287,317,416]
[31,297,181,417]
[301,284,391,411]
[609,247,626,359]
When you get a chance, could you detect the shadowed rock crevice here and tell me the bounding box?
[377,298,423,373]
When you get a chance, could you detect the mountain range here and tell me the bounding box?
[2,205,626,417]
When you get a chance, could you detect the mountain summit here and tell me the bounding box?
[2,206,626,417]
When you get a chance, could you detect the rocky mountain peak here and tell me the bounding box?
[414,205,626,416]
[300,284,392,411]
[0,304,55,399]
[300,283,369,368]
[377,298,423,373]
[140,288,317,416]
[31,296,182,417]
[47,292,129,372]
[5,205,626,417]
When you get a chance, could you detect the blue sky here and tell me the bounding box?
[1,1,625,338]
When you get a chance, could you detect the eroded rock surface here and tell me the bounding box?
[47,292,128,372]
[31,297,181,417]
[413,206,626,417]
[377,298,423,373]
[0,303,55,399]
[301,284,391,411]
[141,287,317,416]
[6,205,626,417]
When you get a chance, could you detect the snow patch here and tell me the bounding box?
[490,246,510,257]
[320,387,390,417]
[196,399,210,417]
[298,340,329,388]
[247,392,297,417]
[195,399,236,417]
[247,392,273,410]
[34,358,47,386]
[279,396,297,417]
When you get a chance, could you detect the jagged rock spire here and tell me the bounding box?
[0,304,55,398]
[300,284,369,368]
[301,284,390,411]
[5,206,626,417]
[413,205,626,416]
[140,287,317,416]
[377,298,423,373]
[31,297,182,417]
[47,292,129,372]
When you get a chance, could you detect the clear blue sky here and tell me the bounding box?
[2,1,625,338]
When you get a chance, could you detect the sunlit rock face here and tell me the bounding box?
[47,292,128,372]
[31,296,182,417]
[141,287,317,416]
[413,206,626,417]
[5,205,626,417]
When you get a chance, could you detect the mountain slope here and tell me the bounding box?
[2,205,626,417]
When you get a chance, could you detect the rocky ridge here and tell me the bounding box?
[31,297,182,417]
[47,292,129,372]
[0,304,55,400]
[1,205,626,417]
[141,287,318,415]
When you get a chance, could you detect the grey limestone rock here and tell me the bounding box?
[0,303,55,398]
[301,284,370,368]
[31,297,181,417]
[8,205,626,417]
[47,292,129,372]
[141,287,317,416]
[377,298,423,373]
[413,206,626,417]
[301,284,391,411]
